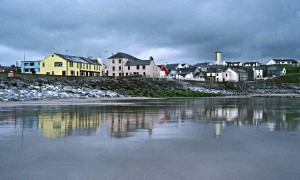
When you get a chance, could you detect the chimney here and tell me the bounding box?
[149,56,154,61]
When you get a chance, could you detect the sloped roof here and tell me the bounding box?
[125,60,152,66]
[271,59,297,63]
[108,52,140,60]
[55,53,100,64]
[192,62,212,67]
[177,67,198,73]
[267,66,285,71]
[166,64,181,71]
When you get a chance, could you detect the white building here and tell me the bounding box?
[266,59,298,66]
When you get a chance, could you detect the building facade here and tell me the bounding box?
[40,53,102,76]
[266,59,298,66]
[21,60,40,74]
[107,52,160,77]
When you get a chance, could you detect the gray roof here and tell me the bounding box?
[108,52,140,60]
[192,62,211,67]
[177,67,198,73]
[267,66,285,71]
[271,59,298,63]
[55,53,100,64]
[125,60,152,66]
[166,64,181,71]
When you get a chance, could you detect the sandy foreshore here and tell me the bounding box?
[0,94,299,107]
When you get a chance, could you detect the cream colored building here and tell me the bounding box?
[40,53,102,76]
[107,52,160,77]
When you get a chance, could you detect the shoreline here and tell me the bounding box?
[0,94,299,107]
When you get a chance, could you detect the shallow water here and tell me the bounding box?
[0,97,300,180]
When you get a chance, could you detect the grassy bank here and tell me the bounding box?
[127,90,221,97]
[278,74,300,83]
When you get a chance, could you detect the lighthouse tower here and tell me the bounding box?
[215,51,222,65]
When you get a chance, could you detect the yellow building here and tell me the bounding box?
[40,53,102,76]
[38,110,102,138]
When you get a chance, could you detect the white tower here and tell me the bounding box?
[215,51,222,65]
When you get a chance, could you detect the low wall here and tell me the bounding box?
[0,72,109,81]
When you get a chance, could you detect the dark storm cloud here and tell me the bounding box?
[0,0,299,66]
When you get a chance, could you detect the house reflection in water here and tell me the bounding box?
[106,106,160,138]
[38,107,102,138]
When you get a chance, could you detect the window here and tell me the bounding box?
[54,62,62,67]
[112,60,115,64]
[52,55,54,57]
[119,73,121,76]
[52,71,54,75]
[46,72,50,75]
[119,59,122,63]
[112,67,115,71]
[30,63,34,66]
[143,65,145,70]
[143,72,146,76]
[126,73,128,76]
[77,63,79,68]
[113,73,115,76]
[25,63,29,66]
[119,66,121,71]
[128,66,130,70]
[137,65,140,70]
[42,62,45,67]
[70,62,73,67]
[70,70,75,76]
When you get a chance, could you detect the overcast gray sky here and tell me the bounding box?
[0,0,299,66]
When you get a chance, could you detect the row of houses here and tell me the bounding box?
[12,51,299,82]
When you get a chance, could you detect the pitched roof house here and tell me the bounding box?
[176,67,199,80]
[267,66,286,77]
[40,53,102,76]
[107,52,160,77]
[266,59,298,66]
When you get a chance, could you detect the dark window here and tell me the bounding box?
[112,60,115,64]
[119,66,121,71]
[143,65,145,70]
[42,62,45,67]
[54,62,62,67]
[113,73,115,76]
[52,71,54,75]
[52,55,54,57]
[112,67,115,71]
[119,59,121,63]
[46,72,50,75]
[70,62,73,67]
[119,73,121,76]
[30,63,34,66]
[143,72,146,76]
[137,65,139,70]
[128,66,130,70]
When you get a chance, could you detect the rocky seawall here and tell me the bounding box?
[0,77,299,101]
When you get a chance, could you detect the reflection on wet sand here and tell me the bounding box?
[0,97,299,139]
[38,107,102,138]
